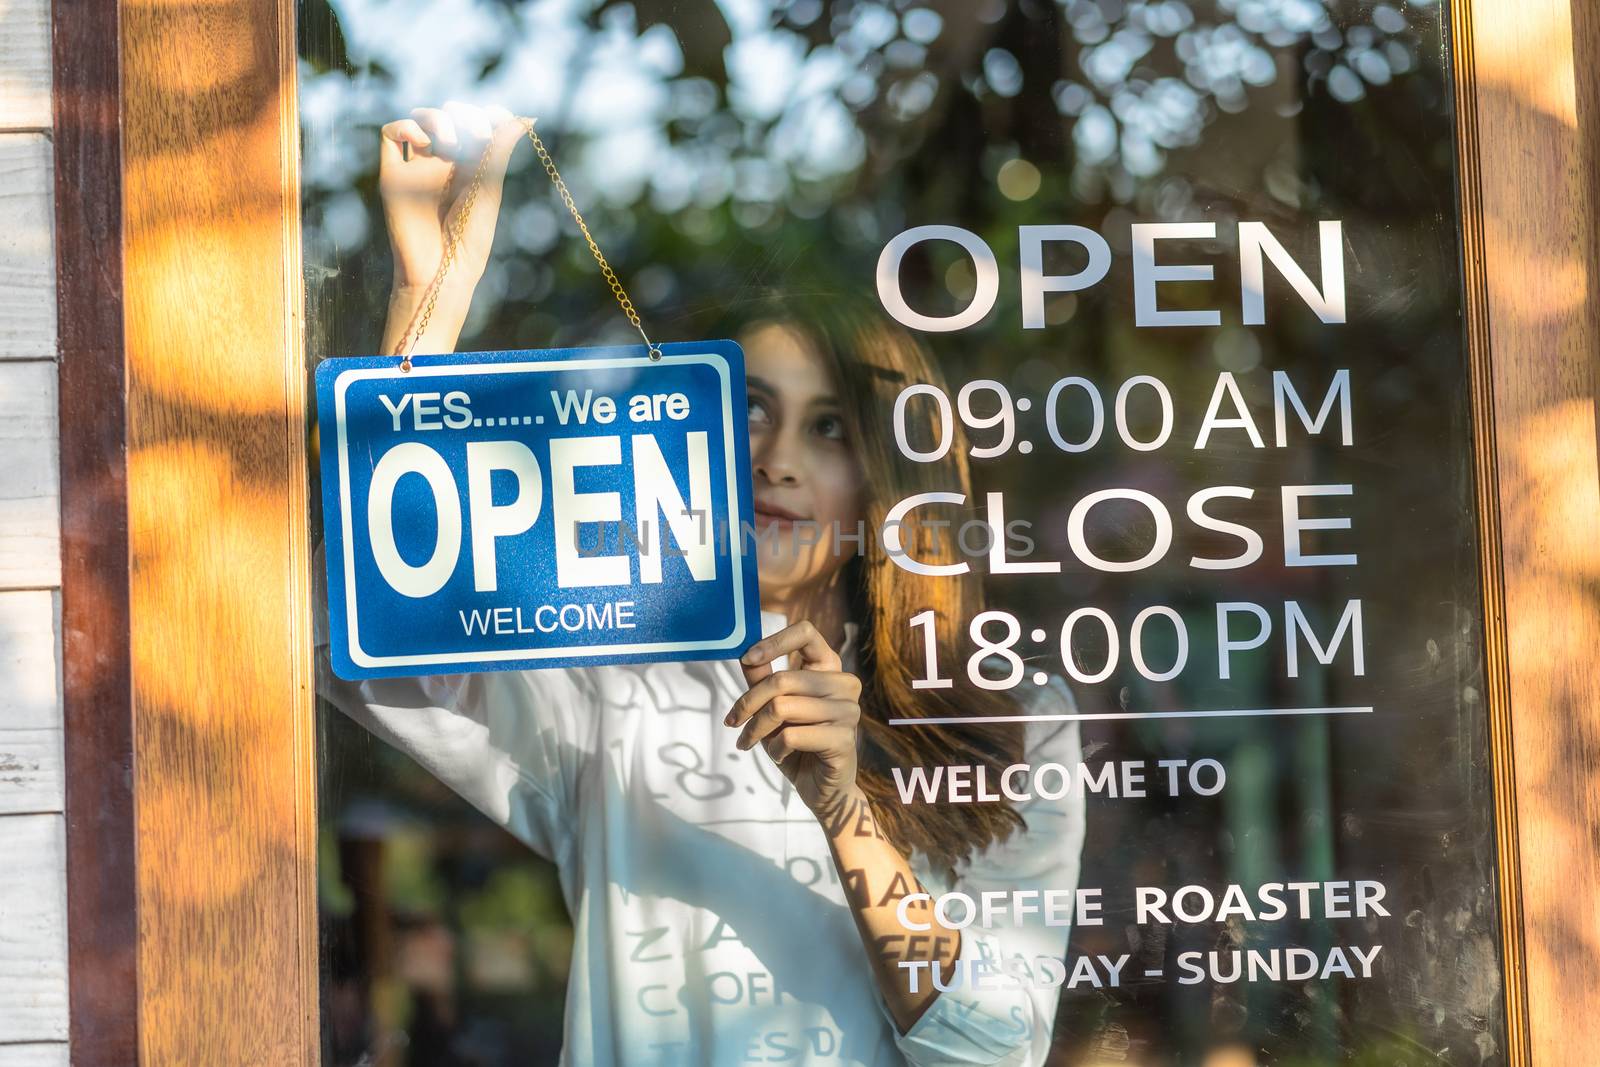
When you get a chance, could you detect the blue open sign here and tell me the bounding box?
[316,341,761,679]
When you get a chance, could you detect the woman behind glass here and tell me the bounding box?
[322,104,1087,1066]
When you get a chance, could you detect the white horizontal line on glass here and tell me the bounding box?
[888,706,1375,726]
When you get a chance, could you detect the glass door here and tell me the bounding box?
[298,3,1508,1064]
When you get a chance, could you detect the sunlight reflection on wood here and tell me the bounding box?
[1461,0,1600,1060]
[123,0,316,1060]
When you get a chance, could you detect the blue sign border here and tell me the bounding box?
[316,340,761,678]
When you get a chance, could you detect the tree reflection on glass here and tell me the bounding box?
[300,0,1438,351]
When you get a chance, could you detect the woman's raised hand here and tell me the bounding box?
[378,102,527,353]
[726,622,865,822]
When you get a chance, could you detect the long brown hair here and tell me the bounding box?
[712,295,1027,875]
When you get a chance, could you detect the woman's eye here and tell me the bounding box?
[747,397,772,424]
[814,414,846,441]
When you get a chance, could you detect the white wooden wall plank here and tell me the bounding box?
[0,729,62,816]
[0,136,54,360]
[0,0,50,131]
[0,362,59,588]
[0,815,67,1042]
[0,591,57,730]
[0,9,64,1057]
[0,1044,68,1067]
[0,591,60,814]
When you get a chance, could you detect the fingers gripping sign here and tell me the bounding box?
[726,622,864,819]
[725,624,960,1034]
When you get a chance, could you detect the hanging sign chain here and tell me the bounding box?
[394,118,661,371]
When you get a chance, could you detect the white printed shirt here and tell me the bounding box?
[321,613,1085,1066]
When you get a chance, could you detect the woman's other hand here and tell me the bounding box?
[731,622,953,1032]
[726,621,864,822]
[378,102,526,354]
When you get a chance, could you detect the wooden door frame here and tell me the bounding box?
[53,0,138,1062]
[49,0,1597,1061]
[1451,0,1600,1062]
[54,0,319,1060]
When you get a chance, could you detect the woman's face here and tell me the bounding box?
[741,322,865,607]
